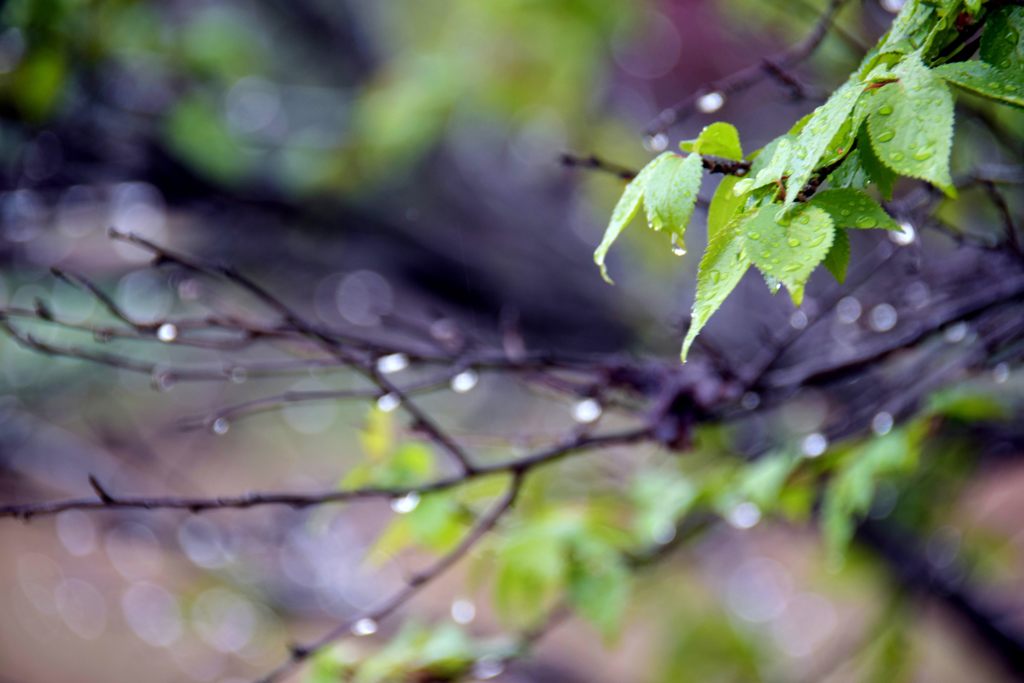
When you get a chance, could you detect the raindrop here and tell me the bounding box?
[229,366,248,384]
[871,411,894,436]
[211,418,230,436]
[376,393,401,413]
[572,398,603,424]
[56,510,97,557]
[836,296,862,324]
[869,303,898,332]
[643,132,669,152]
[889,152,904,162]
[878,105,894,116]
[471,657,505,681]
[450,369,479,394]
[376,353,409,375]
[943,322,968,344]
[801,432,828,458]
[351,617,378,636]
[855,216,876,228]
[993,363,1010,384]
[56,578,107,640]
[890,220,915,246]
[787,238,801,247]
[122,581,182,647]
[697,91,725,114]
[741,392,761,410]
[156,323,178,343]
[789,311,808,330]
[451,599,476,625]
[877,131,895,142]
[671,235,687,256]
[727,502,761,529]
[390,492,420,515]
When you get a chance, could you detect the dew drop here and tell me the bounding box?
[211,418,230,436]
[889,220,915,246]
[376,393,401,413]
[644,133,669,152]
[451,599,476,625]
[789,310,808,329]
[741,391,761,410]
[993,363,1010,384]
[869,303,898,332]
[878,105,893,116]
[572,398,602,424]
[351,618,377,636]
[943,321,968,344]
[156,323,177,343]
[450,369,479,394]
[748,232,760,241]
[871,411,894,436]
[877,131,895,142]
[376,353,409,374]
[390,492,420,514]
[727,502,761,529]
[836,296,861,324]
[912,148,933,161]
[855,216,876,228]
[696,91,725,114]
[671,235,687,256]
[472,657,505,680]
[787,238,801,247]
[889,152,904,162]
[801,432,828,458]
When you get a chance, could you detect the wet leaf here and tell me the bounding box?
[934,61,1024,109]
[681,215,752,361]
[742,204,834,306]
[865,53,955,195]
[808,188,900,230]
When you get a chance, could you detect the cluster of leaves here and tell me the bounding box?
[595,0,1024,361]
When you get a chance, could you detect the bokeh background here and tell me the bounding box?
[1,1,1023,682]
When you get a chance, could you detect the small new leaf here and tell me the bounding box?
[680,122,743,160]
[743,204,834,306]
[643,153,704,251]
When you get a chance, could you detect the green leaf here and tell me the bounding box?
[827,149,870,190]
[822,429,921,564]
[926,388,1010,421]
[784,79,862,205]
[980,6,1024,69]
[737,451,799,510]
[593,154,667,284]
[879,0,938,55]
[643,153,704,252]
[631,470,696,545]
[857,125,897,199]
[742,204,835,306]
[807,188,900,230]
[681,215,751,361]
[494,520,568,626]
[823,228,851,283]
[567,540,631,641]
[739,137,793,194]
[865,54,955,195]
[933,61,1024,108]
[680,122,743,160]
[707,175,744,243]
